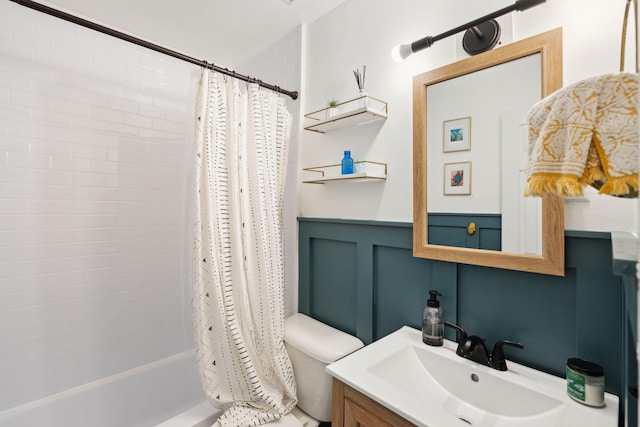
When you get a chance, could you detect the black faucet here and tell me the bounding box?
[444,322,524,371]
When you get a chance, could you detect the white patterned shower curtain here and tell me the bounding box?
[192,69,297,427]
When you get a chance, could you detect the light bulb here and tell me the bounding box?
[391,43,413,62]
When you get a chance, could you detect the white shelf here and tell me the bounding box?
[302,161,387,184]
[304,96,387,134]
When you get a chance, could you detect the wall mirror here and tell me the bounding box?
[413,28,565,276]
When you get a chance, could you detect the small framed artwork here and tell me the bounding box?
[444,161,471,195]
[443,117,471,152]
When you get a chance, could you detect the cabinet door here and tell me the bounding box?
[333,379,416,427]
[344,397,394,427]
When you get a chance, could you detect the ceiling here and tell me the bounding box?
[38,0,348,68]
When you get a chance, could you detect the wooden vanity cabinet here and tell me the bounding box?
[332,379,416,427]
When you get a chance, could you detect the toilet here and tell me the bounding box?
[276,313,364,426]
[203,313,364,427]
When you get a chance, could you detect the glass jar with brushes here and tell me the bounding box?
[353,65,368,108]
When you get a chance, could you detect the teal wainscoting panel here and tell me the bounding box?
[431,261,459,342]
[428,213,501,250]
[456,265,576,376]
[611,232,639,427]
[373,251,458,341]
[569,233,623,402]
[298,218,458,344]
[298,218,624,420]
[374,246,428,339]
[308,238,358,337]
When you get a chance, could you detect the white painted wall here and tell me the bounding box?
[299,0,638,232]
[40,0,346,71]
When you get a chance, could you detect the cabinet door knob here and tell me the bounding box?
[467,222,476,235]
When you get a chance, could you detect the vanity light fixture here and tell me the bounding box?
[391,0,546,62]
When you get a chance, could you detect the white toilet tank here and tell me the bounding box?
[284,313,364,422]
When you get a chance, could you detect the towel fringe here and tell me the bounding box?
[528,173,639,197]
[580,165,639,196]
[597,175,639,196]
[580,166,607,186]
[524,175,584,197]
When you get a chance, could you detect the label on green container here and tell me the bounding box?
[566,367,586,401]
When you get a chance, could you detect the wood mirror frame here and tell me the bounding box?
[413,28,565,276]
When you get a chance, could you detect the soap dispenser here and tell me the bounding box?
[422,290,444,346]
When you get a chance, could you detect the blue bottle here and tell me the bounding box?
[341,150,354,175]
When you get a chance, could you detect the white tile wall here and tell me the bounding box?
[0,2,198,411]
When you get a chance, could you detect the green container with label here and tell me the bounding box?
[566,358,605,407]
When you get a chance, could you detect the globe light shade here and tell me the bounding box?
[391,43,413,62]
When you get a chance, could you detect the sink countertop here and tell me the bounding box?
[326,326,619,427]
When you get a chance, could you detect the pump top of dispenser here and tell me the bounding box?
[427,290,441,308]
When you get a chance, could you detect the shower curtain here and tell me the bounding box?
[192,70,297,426]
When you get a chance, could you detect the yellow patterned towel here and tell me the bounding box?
[525,72,639,197]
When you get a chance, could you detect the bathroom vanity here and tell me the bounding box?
[327,326,619,427]
[332,379,415,427]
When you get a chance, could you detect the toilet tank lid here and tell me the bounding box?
[284,313,364,364]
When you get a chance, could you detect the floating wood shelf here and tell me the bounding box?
[302,161,387,184]
[304,96,388,134]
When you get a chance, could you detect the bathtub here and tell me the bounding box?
[158,404,317,427]
[156,401,221,427]
[0,351,209,427]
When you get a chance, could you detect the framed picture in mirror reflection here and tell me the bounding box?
[444,161,471,195]
[443,117,471,152]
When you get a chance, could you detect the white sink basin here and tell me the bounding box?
[326,326,618,427]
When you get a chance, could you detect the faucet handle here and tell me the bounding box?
[444,322,468,356]
[444,322,468,340]
[491,340,524,371]
[461,335,486,353]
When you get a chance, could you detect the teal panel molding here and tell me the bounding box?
[611,231,638,427]
[428,213,501,250]
[456,264,576,375]
[298,217,624,418]
[611,231,638,344]
[308,238,358,336]
[298,218,444,343]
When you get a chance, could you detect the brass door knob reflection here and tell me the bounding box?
[467,222,476,235]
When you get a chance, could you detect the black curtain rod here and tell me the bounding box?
[8,0,299,100]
